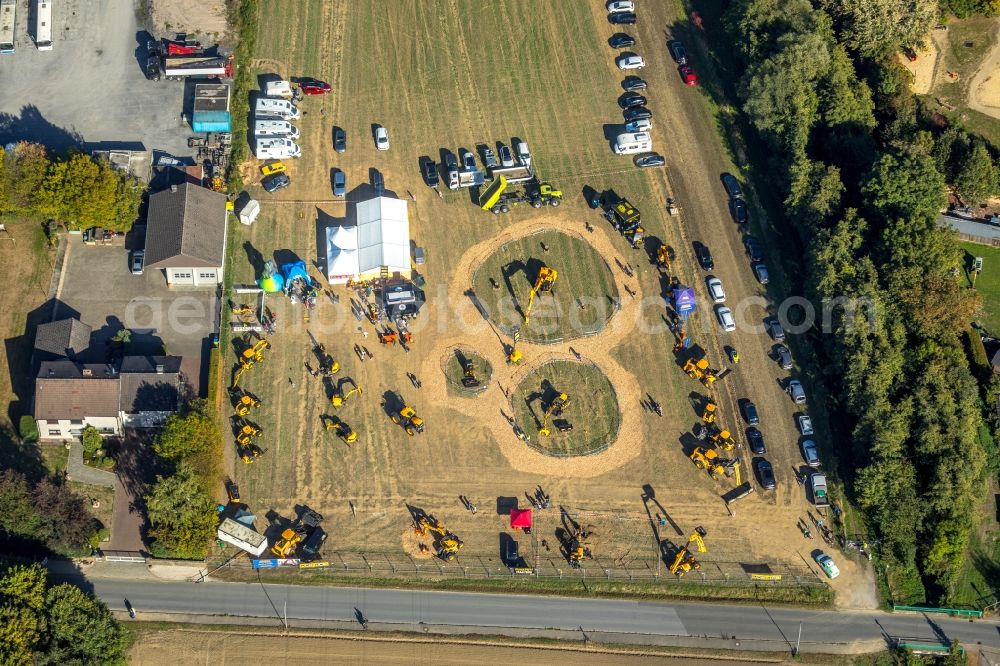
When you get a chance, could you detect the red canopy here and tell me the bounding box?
[509,508,532,529]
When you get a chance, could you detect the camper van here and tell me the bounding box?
[253,120,299,140]
[613,131,652,155]
[264,80,293,99]
[254,138,301,160]
[255,97,300,120]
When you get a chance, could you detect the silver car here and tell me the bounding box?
[788,379,806,404]
[800,439,820,467]
[797,414,814,436]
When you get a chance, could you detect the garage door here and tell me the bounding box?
[169,269,194,285]
[195,269,218,285]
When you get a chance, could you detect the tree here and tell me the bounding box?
[0,562,46,665]
[862,152,947,223]
[80,426,103,460]
[16,417,37,444]
[825,0,937,59]
[955,141,998,205]
[153,399,221,479]
[40,584,131,665]
[145,462,217,559]
[0,471,42,545]
[32,479,99,557]
[8,143,51,214]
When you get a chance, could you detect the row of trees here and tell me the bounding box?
[725,0,991,599]
[0,559,131,665]
[0,142,143,231]
[145,399,222,559]
[0,469,102,558]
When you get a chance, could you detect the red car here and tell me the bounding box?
[298,79,331,95]
[679,64,698,86]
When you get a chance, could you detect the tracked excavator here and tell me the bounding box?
[331,378,363,407]
[417,516,463,560]
[522,266,557,325]
[461,358,481,388]
[670,527,707,576]
[538,392,570,437]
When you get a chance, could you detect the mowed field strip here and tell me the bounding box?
[222,0,834,581]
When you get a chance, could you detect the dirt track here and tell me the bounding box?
[967,19,1000,118]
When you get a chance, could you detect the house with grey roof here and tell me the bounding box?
[144,182,228,287]
[33,318,92,363]
[118,356,182,428]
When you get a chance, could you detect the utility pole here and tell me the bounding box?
[794,621,802,656]
[283,600,288,634]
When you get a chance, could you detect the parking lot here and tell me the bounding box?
[55,236,218,396]
[0,0,190,156]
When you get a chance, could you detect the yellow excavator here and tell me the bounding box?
[656,245,673,272]
[710,428,736,452]
[323,415,358,443]
[392,404,425,436]
[670,527,707,576]
[417,516,463,561]
[538,392,570,437]
[233,392,260,416]
[331,378,362,408]
[237,440,265,464]
[701,401,717,424]
[461,358,480,388]
[523,266,557,325]
[231,337,271,388]
[683,356,718,387]
[271,529,302,557]
[690,446,726,479]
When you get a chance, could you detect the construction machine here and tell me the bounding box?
[241,336,271,364]
[479,176,563,214]
[270,509,324,558]
[378,329,398,345]
[230,301,254,317]
[225,479,241,504]
[669,527,707,577]
[558,511,594,567]
[331,378,363,407]
[522,266,557,325]
[701,401,717,424]
[682,356,719,387]
[391,402,425,436]
[506,328,523,364]
[656,245,673,272]
[416,516,463,561]
[461,359,480,388]
[538,392,571,437]
[601,191,645,248]
[710,428,736,452]
[233,392,261,416]
[237,440,265,464]
[323,415,358,443]
[690,446,726,479]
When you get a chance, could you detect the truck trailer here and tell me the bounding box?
[35,1,52,51]
[0,0,15,54]
[162,55,231,80]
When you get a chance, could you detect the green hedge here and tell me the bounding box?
[226,0,260,192]
[18,415,38,443]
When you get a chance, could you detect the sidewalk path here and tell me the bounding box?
[66,441,116,487]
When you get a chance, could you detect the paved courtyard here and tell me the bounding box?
[54,235,218,396]
[0,0,192,157]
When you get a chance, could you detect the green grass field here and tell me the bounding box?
[442,348,492,394]
[960,241,1000,332]
[512,359,620,456]
[471,230,618,343]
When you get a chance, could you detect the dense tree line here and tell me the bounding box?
[0,142,143,232]
[0,469,102,558]
[725,0,994,599]
[145,399,222,559]
[0,559,131,665]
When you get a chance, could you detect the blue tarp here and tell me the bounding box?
[672,285,696,317]
[280,260,309,284]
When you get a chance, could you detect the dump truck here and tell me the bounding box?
[478,176,563,214]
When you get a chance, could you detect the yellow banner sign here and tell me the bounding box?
[750,573,783,581]
[299,561,331,569]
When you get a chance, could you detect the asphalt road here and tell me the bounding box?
[62,575,1000,651]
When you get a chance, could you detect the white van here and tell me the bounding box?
[255,97,300,120]
[254,119,299,139]
[614,132,652,155]
[515,141,531,169]
[254,138,301,160]
[264,80,293,99]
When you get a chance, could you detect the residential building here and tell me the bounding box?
[144,182,228,287]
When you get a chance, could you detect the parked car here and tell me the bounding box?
[619,92,647,108]
[333,128,346,153]
[721,172,744,198]
[617,54,646,70]
[443,152,459,190]
[679,64,698,86]
[729,198,749,224]
[801,439,821,467]
[421,157,439,187]
[609,33,636,49]
[372,169,384,196]
[622,76,647,91]
[707,276,726,303]
[756,459,776,489]
[625,118,652,133]
[498,144,514,167]
[774,344,793,370]
[607,0,635,12]
[788,379,807,404]
[743,235,763,261]
[461,149,476,171]
[668,40,688,64]
[716,305,736,332]
[333,170,346,197]
[260,161,286,176]
[746,427,766,454]
[753,262,769,285]
[634,153,665,168]
[814,551,839,579]
[262,172,290,193]
[298,78,331,95]
[623,106,652,121]
[695,242,714,270]
[608,11,637,24]
[767,317,785,341]
[374,126,389,150]
[741,399,760,426]
[131,250,144,276]
[811,473,829,507]
[797,414,814,436]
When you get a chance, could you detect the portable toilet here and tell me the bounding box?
[238,199,260,226]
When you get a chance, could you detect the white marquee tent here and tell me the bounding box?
[325,196,411,284]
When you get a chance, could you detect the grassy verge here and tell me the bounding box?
[960,241,1000,332]
[210,567,833,606]
[226,0,259,191]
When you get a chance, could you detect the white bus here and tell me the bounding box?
[35,1,52,51]
[0,0,15,54]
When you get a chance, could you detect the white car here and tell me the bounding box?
[607,0,635,12]
[374,126,389,150]
[624,118,652,133]
[815,552,840,579]
[797,414,814,436]
[617,55,646,70]
[715,305,736,332]
[707,277,726,303]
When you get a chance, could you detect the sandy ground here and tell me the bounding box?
[968,19,1000,118]
[129,630,772,665]
[899,37,939,95]
[150,0,228,40]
